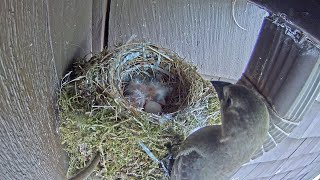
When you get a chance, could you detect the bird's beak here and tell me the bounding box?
[210,81,232,101]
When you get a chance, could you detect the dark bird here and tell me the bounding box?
[171,83,270,180]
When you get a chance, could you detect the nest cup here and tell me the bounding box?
[112,44,192,116]
[58,42,220,179]
[98,43,218,125]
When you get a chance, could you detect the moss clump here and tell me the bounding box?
[58,43,220,179]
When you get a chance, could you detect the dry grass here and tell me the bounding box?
[58,43,220,179]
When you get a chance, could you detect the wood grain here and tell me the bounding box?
[0,0,67,179]
[107,1,320,179]
[0,0,106,179]
[48,0,94,77]
[233,102,320,179]
[107,0,267,80]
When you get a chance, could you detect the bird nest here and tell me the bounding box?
[58,43,220,179]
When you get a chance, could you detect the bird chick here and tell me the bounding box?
[146,80,171,106]
[125,78,171,113]
[144,100,162,114]
[171,84,269,180]
[124,80,147,108]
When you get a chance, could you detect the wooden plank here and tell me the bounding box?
[281,167,304,180]
[48,0,107,78]
[242,160,285,179]
[295,162,320,179]
[296,162,320,180]
[309,141,320,154]
[289,101,320,139]
[48,0,92,78]
[0,0,104,179]
[268,172,288,180]
[256,177,270,180]
[314,153,320,162]
[274,153,319,173]
[248,137,305,163]
[92,0,107,53]
[231,163,259,179]
[297,173,308,180]
[107,0,267,80]
[290,138,320,157]
[301,112,320,138]
[0,0,68,179]
[280,159,320,179]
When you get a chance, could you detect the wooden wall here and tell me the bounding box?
[107,0,267,81]
[107,1,320,179]
[0,0,106,179]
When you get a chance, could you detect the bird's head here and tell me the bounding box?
[211,81,269,139]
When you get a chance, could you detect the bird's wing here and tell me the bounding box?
[171,125,222,180]
[171,148,203,180]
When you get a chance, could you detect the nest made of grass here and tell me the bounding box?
[58,43,220,179]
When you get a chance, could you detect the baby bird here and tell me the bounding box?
[146,80,171,106]
[125,79,148,108]
[144,100,163,114]
[171,83,270,180]
[124,78,171,113]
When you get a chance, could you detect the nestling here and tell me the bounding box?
[124,78,171,113]
[171,83,270,180]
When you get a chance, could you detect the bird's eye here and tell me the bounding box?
[226,97,232,107]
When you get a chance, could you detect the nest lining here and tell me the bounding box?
[58,43,220,179]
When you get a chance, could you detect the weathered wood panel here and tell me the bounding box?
[233,101,320,179]
[0,0,67,179]
[314,154,320,162]
[233,153,320,179]
[276,153,319,173]
[290,101,320,138]
[107,0,267,80]
[92,0,107,53]
[231,163,258,179]
[244,160,285,179]
[269,172,288,180]
[0,0,106,179]
[289,138,320,157]
[296,162,320,180]
[282,167,305,180]
[48,0,106,78]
